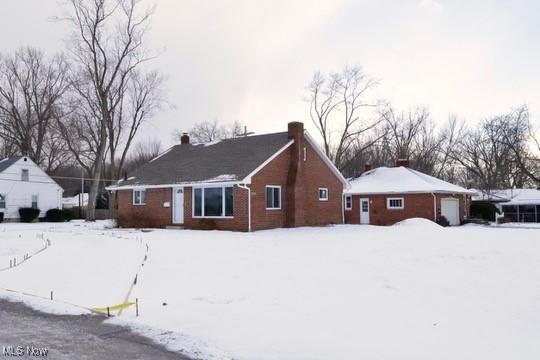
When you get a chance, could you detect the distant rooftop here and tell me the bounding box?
[345,166,475,195]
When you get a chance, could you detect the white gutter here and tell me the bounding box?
[238,183,251,232]
[107,181,241,191]
[341,193,345,224]
[431,192,437,221]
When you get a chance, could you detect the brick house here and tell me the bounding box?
[344,161,475,226]
[108,122,347,231]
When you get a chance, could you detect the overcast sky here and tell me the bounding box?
[1,0,538,147]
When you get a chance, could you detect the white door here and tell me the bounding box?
[360,198,370,224]
[173,188,184,224]
[441,198,459,225]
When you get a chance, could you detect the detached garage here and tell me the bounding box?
[344,161,475,226]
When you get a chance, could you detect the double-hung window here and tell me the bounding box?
[193,186,233,217]
[31,194,38,209]
[266,186,281,210]
[133,189,146,205]
[0,194,6,209]
[345,195,352,210]
[387,197,404,209]
[319,188,329,201]
[21,169,29,182]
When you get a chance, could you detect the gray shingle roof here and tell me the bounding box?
[114,132,292,187]
[0,156,22,173]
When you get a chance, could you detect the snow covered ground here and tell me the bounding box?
[1,219,540,359]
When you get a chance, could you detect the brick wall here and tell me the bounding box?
[183,186,249,231]
[249,135,343,230]
[344,193,469,225]
[116,188,172,227]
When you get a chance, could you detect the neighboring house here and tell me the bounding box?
[344,161,475,226]
[0,156,63,220]
[107,122,348,231]
[473,189,540,223]
[62,193,89,209]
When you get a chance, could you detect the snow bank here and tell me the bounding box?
[394,217,443,228]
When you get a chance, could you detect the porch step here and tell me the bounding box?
[165,225,185,230]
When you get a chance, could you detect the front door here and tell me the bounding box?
[173,187,184,224]
[360,198,370,224]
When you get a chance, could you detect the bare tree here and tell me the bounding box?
[123,137,162,172]
[174,119,244,144]
[0,47,70,169]
[499,106,540,186]
[307,65,381,169]
[107,70,164,181]
[61,0,156,220]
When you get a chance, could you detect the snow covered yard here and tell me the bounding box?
[1,220,540,359]
[0,221,145,314]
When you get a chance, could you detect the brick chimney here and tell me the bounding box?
[286,122,306,228]
[364,162,372,172]
[180,133,190,145]
[396,158,409,167]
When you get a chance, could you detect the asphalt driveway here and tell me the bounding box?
[0,299,192,359]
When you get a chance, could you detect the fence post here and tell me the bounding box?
[136,298,139,317]
[50,291,53,300]
[107,307,110,317]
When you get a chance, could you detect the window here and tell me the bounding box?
[193,186,234,217]
[266,186,281,210]
[319,188,328,201]
[387,197,404,209]
[21,169,29,181]
[362,200,369,212]
[31,194,38,209]
[133,189,146,205]
[0,194,6,209]
[345,195,352,210]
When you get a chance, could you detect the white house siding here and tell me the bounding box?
[0,157,63,219]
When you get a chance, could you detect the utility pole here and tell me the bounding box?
[79,168,84,219]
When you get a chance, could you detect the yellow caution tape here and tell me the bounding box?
[93,302,135,313]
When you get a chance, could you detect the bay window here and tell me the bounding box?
[193,186,234,218]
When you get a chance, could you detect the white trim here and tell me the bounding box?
[344,195,352,210]
[387,197,404,210]
[265,185,282,210]
[238,184,252,232]
[192,185,234,218]
[132,189,146,205]
[242,140,294,183]
[318,187,329,201]
[303,131,349,187]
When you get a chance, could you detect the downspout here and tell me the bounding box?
[341,193,345,224]
[431,193,437,221]
[238,184,251,232]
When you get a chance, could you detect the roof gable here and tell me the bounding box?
[346,166,474,195]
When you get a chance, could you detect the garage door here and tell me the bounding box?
[441,198,460,225]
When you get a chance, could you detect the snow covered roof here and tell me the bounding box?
[473,189,540,205]
[62,193,89,207]
[0,156,23,173]
[345,166,475,195]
